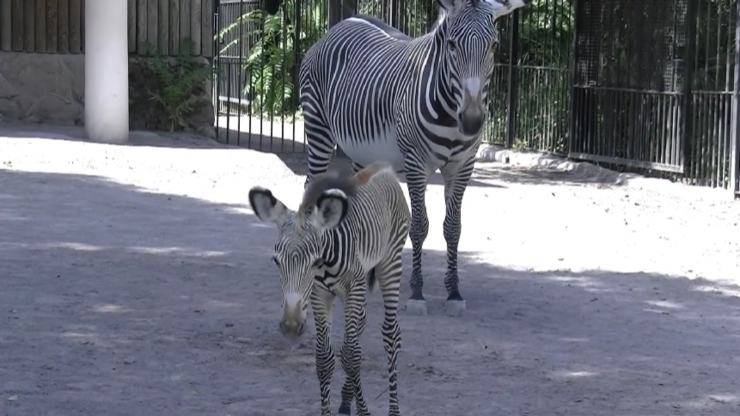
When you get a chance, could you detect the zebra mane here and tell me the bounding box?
[299,167,357,216]
[299,162,394,217]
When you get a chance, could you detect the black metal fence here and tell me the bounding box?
[212,0,740,194]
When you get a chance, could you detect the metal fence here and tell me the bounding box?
[212,0,740,194]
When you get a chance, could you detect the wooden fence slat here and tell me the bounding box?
[68,0,81,53]
[128,0,136,52]
[201,0,212,57]
[190,0,201,55]
[23,0,34,51]
[35,0,46,52]
[147,0,157,54]
[79,0,83,51]
[58,0,69,53]
[180,0,191,53]
[11,0,22,51]
[170,0,179,54]
[45,0,57,52]
[158,0,168,55]
[0,0,10,51]
[137,0,147,53]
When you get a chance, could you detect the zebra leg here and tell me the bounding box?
[377,251,404,416]
[405,163,430,304]
[339,284,369,415]
[311,285,336,416]
[440,156,476,315]
[302,90,335,185]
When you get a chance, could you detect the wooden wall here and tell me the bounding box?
[0,0,213,56]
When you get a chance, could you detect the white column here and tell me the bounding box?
[85,0,129,143]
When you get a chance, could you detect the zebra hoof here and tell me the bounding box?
[445,299,466,317]
[404,299,428,316]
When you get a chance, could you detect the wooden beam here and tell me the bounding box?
[0,0,11,51]
[35,0,46,52]
[190,0,201,55]
[179,0,190,54]
[170,0,179,54]
[137,0,147,53]
[147,0,158,54]
[11,0,22,51]
[58,0,69,53]
[201,0,212,57]
[128,0,136,52]
[158,0,168,55]
[69,0,81,53]
[23,0,34,51]
[45,0,57,52]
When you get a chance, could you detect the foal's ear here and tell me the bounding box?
[309,188,349,231]
[249,187,289,225]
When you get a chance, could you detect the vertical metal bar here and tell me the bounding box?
[293,0,301,152]
[730,0,740,195]
[567,0,580,156]
[237,0,244,146]
[214,2,220,142]
[506,9,520,148]
[682,0,698,174]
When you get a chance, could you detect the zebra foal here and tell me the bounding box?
[249,163,410,416]
[300,0,529,315]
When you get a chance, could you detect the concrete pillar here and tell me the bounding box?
[85,0,129,143]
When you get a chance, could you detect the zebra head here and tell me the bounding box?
[437,0,528,136]
[249,186,350,339]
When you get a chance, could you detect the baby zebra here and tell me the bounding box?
[249,163,410,416]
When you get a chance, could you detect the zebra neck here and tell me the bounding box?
[420,24,458,127]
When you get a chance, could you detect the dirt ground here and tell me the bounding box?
[1,125,739,416]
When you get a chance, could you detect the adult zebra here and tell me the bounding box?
[300,0,528,314]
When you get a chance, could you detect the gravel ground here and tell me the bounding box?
[1,125,739,416]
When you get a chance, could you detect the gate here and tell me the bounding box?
[570,0,739,189]
[212,0,740,195]
[213,0,329,152]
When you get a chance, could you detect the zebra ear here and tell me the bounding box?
[484,0,529,18]
[437,0,464,13]
[310,188,349,231]
[249,187,289,225]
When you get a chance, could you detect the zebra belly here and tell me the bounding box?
[336,132,404,172]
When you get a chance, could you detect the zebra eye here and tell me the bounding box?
[447,39,457,52]
[272,256,280,266]
[312,258,324,268]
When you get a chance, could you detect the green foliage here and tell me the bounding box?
[218,0,326,116]
[142,40,211,131]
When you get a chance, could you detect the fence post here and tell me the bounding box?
[731,0,740,196]
[506,9,520,149]
[567,0,580,156]
[681,0,698,176]
[329,0,356,27]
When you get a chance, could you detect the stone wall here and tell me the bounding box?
[0,52,214,137]
[0,52,85,125]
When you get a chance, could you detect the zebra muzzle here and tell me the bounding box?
[459,105,485,136]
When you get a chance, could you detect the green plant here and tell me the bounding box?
[218,0,326,116]
[144,40,211,131]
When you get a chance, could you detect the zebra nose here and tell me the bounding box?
[279,318,305,338]
[460,109,484,136]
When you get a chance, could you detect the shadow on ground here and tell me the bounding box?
[1,169,738,415]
